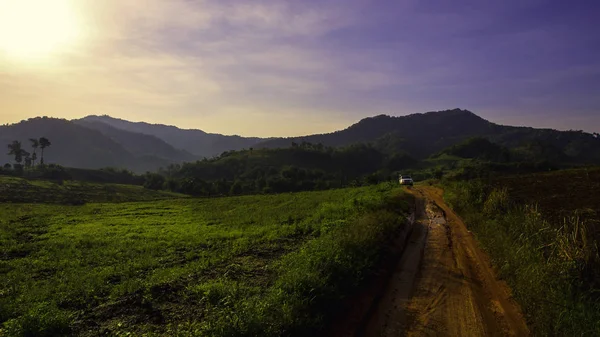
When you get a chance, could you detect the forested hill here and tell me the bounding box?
[78,115,265,158]
[1,118,194,172]
[3,110,600,173]
[257,109,496,156]
[74,120,196,163]
[257,109,600,163]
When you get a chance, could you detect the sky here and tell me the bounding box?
[1,0,599,137]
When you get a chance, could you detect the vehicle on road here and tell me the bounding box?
[399,175,414,186]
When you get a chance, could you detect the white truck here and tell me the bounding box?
[399,175,414,186]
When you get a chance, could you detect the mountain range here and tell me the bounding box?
[2,109,599,172]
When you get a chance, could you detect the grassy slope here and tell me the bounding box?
[0,184,411,336]
[443,171,600,336]
[0,176,185,204]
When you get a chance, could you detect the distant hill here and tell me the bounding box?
[257,109,499,157]
[74,120,196,163]
[3,110,599,173]
[0,118,189,172]
[78,115,265,158]
[1,118,132,168]
[257,109,600,164]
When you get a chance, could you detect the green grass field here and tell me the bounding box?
[0,176,185,204]
[0,182,411,336]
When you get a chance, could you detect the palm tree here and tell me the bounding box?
[7,141,25,164]
[39,137,51,166]
[29,138,39,167]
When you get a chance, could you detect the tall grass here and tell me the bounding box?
[444,181,600,335]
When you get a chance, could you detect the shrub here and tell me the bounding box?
[483,187,510,216]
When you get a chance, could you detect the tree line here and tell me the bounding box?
[141,143,417,196]
[5,137,51,171]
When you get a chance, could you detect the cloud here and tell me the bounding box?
[1,0,373,135]
[1,0,599,135]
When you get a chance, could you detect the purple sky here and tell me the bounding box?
[1,0,599,136]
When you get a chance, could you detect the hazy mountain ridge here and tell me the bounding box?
[79,115,265,158]
[1,117,134,169]
[1,118,187,172]
[74,120,197,163]
[3,110,600,172]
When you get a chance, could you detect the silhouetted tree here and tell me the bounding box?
[29,138,39,167]
[143,173,165,190]
[24,154,32,169]
[39,137,51,165]
[7,141,27,165]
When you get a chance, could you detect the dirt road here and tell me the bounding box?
[337,186,529,337]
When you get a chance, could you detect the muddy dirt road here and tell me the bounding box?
[337,186,529,337]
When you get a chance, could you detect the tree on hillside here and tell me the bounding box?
[29,138,39,167]
[24,154,32,169]
[7,141,27,165]
[39,137,51,165]
[143,173,166,190]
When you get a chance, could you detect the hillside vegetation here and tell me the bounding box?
[259,109,600,164]
[3,110,600,173]
[149,144,416,196]
[143,134,581,198]
[0,184,412,336]
[432,137,511,162]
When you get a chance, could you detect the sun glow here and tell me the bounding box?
[0,0,82,60]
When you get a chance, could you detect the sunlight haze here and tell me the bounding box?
[0,0,83,61]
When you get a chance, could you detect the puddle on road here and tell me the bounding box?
[425,202,447,226]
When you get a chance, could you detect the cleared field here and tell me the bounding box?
[489,167,600,237]
[0,176,185,204]
[490,167,599,219]
[0,184,411,336]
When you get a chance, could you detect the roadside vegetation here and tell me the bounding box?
[443,169,600,335]
[0,183,411,336]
